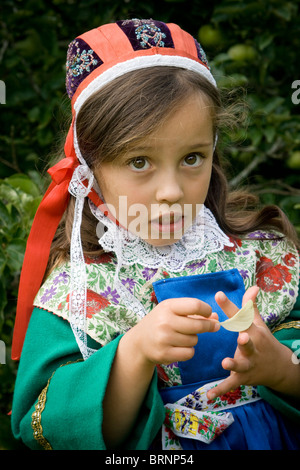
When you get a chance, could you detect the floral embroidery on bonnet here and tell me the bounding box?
[116,19,174,50]
[116,19,210,69]
[66,38,103,99]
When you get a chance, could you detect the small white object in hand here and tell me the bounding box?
[220,299,255,332]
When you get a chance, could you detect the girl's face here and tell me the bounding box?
[95,93,214,246]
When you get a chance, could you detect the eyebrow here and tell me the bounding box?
[130,142,213,152]
[187,142,213,150]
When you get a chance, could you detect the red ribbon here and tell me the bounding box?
[48,157,78,185]
[11,156,79,360]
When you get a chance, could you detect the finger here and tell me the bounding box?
[215,291,239,319]
[242,286,264,325]
[216,287,261,324]
[221,334,254,372]
[170,331,199,348]
[210,312,219,321]
[188,311,219,321]
[222,355,252,374]
[163,297,213,318]
[237,332,254,355]
[163,346,196,364]
[206,375,241,400]
[242,285,259,307]
[175,315,220,335]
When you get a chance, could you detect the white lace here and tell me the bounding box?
[73,55,217,115]
[92,203,231,272]
[68,137,97,359]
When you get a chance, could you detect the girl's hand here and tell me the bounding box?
[207,286,298,400]
[130,297,220,367]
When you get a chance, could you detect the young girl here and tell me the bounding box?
[11,19,300,450]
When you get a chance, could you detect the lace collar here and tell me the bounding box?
[90,203,233,272]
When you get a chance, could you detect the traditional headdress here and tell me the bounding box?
[12,19,217,360]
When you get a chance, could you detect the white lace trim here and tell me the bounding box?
[68,163,96,359]
[73,55,217,115]
[91,203,232,272]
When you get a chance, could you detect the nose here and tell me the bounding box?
[155,170,184,203]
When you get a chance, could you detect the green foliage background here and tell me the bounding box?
[0,0,299,447]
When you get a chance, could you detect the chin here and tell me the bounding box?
[145,236,181,247]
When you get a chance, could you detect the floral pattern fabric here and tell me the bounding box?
[162,379,261,449]
[163,404,234,448]
[34,230,299,386]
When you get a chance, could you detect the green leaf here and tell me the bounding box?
[0,201,12,227]
[272,5,294,21]
[6,239,26,273]
[4,174,40,197]
[264,97,285,114]
[0,247,7,278]
[23,195,42,219]
[264,127,276,144]
[28,106,40,123]
[208,259,218,271]
[0,279,7,318]
[257,33,275,51]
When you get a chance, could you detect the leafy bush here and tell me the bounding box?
[201,1,300,231]
[0,0,299,447]
[0,174,43,415]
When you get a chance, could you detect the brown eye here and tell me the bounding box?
[129,157,150,171]
[182,153,203,167]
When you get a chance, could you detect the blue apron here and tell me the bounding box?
[153,269,300,450]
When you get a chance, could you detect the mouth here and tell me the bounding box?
[151,212,185,234]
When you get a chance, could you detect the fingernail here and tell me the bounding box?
[218,292,226,302]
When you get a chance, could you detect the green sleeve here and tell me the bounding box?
[11,307,165,450]
[257,279,300,423]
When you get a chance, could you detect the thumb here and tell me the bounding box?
[242,286,262,322]
[242,285,259,306]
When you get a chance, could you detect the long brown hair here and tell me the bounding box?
[47,66,299,273]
